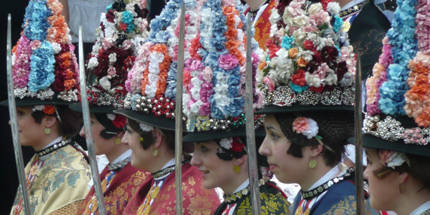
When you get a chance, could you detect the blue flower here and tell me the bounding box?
[281,36,295,50]
[28,41,55,92]
[290,82,308,93]
[165,62,178,100]
[121,11,135,33]
[332,15,343,33]
[24,0,51,41]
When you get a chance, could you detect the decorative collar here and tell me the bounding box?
[151,164,175,181]
[108,157,131,171]
[223,179,266,204]
[339,1,366,18]
[301,168,353,200]
[410,201,430,215]
[35,138,70,157]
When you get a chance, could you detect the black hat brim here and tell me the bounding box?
[114,109,175,131]
[362,134,430,157]
[256,104,353,114]
[183,127,266,143]
[0,98,71,107]
[68,103,115,114]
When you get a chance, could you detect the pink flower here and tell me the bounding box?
[102,39,113,50]
[107,66,116,77]
[263,76,275,92]
[30,40,41,50]
[218,54,239,70]
[292,117,309,134]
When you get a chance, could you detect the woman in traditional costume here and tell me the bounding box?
[70,1,152,214]
[1,0,92,214]
[255,0,365,214]
[115,0,221,214]
[361,0,430,213]
[177,0,290,213]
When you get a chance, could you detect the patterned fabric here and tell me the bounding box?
[123,163,220,215]
[77,163,151,215]
[253,0,277,50]
[10,144,91,215]
[292,177,358,215]
[214,182,290,215]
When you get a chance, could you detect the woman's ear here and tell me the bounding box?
[309,144,324,158]
[41,115,57,128]
[234,154,248,167]
[152,128,164,149]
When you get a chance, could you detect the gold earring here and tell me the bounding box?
[309,159,317,169]
[140,137,144,142]
[44,128,51,135]
[233,165,241,174]
[114,138,121,144]
[153,149,158,157]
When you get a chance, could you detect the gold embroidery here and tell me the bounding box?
[236,188,290,215]
[322,195,357,215]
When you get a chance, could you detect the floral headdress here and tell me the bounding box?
[257,0,356,108]
[180,0,264,132]
[362,0,430,156]
[85,0,149,109]
[123,0,199,124]
[11,0,79,103]
[217,137,247,160]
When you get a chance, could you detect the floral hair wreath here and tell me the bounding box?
[216,137,247,161]
[292,117,334,152]
[106,114,127,130]
[379,150,410,169]
[32,105,62,123]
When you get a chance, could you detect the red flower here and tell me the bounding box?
[106,10,115,22]
[291,69,306,86]
[231,138,245,152]
[112,115,126,129]
[309,86,324,93]
[304,40,314,50]
[120,23,128,32]
[43,105,56,115]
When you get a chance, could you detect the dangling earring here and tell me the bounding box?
[308,159,317,169]
[114,138,121,145]
[140,137,144,143]
[44,128,51,135]
[153,149,158,157]
[233,165,241,174]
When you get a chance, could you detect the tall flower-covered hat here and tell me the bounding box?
[362,0,430,156]
[256,0,356,113]
[115,0,200,130]
[1,0,79,106]
[69,0,149,113]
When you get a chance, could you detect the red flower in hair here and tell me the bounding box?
[43,105,56,115]
[231,138,245,153]
[112,115,126,129]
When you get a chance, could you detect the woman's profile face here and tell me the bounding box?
[79,115,115,155]
[191,141,237,191]
[121,123,153,170]
[364,149,400,211]
[16,106,45,147]
[259,115,308,183]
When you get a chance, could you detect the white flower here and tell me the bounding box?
[51,42,62,54]
[108,53,117,64]
[386,152,409,169]
[32,105,45,112]
[219,138,233,150]
[308,3,323,15]
[139,122,154,132]
[88,57,99,69]
[326,2,341,15]
[305,72,322,87]
[99,76,111,90]
[324,71,338,86]
[303,118,319,139]
[106,114,116,121]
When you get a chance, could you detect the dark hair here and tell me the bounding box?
[127,118,175,152]
[273,110,354,167]
[32,105,82,138]
[378,152,430,190]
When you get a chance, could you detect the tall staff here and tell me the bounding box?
[354,53,364,215]
[174,0,186,214]
[6,13,32,215]
[244,12,261,215]
[78,26,107,215]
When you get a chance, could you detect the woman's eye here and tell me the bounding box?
[366,158,372,165]
[199,145,209,153]
[269,132,280,140]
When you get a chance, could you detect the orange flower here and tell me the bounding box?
[64,79,76,90]
[288,48,299,58]
[43,105,56,115]
[258,61,267,71]
[297,58,307,67]
[65,69,74,79]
